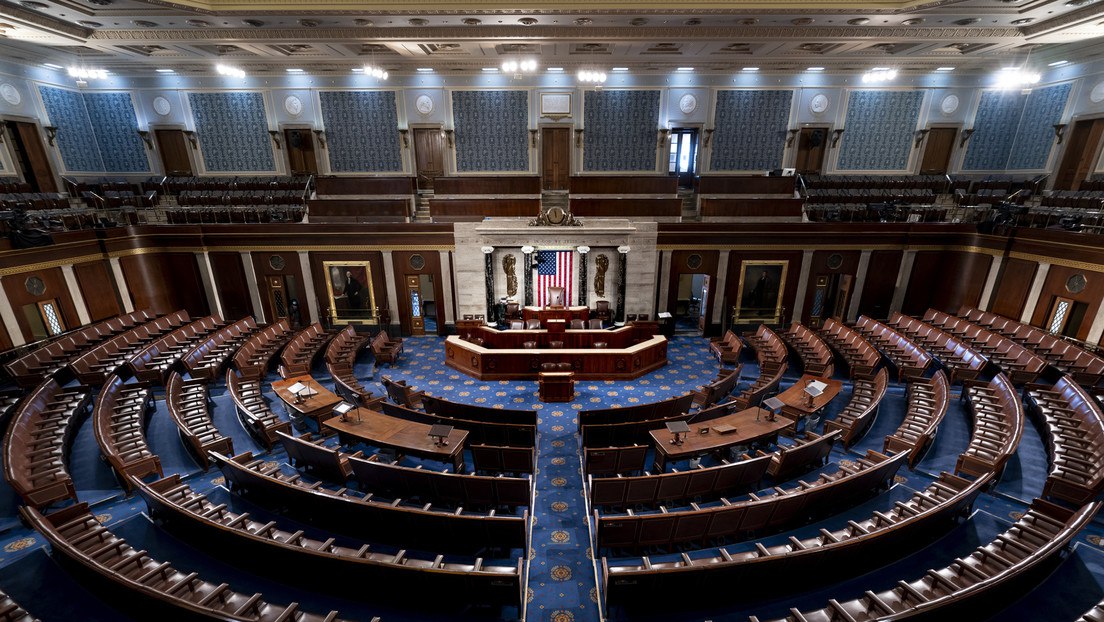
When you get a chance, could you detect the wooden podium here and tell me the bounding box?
[539,371,575,402]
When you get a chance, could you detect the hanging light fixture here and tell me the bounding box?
[362,64,389,80]
[861,67,898,83]
[994,66,1040,89]
[215,63,246,78]
[67,66,108,80]
[502,58,539,74]
[577,68,607,84]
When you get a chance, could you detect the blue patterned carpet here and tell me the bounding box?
[1,334,1104,622]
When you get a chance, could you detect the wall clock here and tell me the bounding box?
[415,94,435,115]
[940,94,960,115]
[284,95,303,117]
[152,96,171,116]
[810,94,829,114]
[1,83,22,106]
[678,93,698,114]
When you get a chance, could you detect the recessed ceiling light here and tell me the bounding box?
[807,66,825,71]
[43,63,63,70]
[936,66,955,71]
[1048,60,1069,67]
[416,67,434,72]
[286,68,304,73]
[482,67,499,72]
[676,67,694,72]
[547,67,564,72]
[612,67,629,72]
[742,67,760,72]
[155,68,175,73]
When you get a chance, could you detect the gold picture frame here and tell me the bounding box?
[540,92,572,120]
[734,260,789,324]
[323,260,378,324]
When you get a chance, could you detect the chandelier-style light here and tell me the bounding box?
[861,68,897,83]
[363,64,389,80]
[577,69,607,84]
[215,64,246,78]
[995,66,1040,89]
[502,59,538,73]
[67,66,108,80]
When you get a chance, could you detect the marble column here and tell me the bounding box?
[240,251,265,322]
[846,250,872,322]
[0,276,25,346]
[522,246,534,307]
[381,251,401,331]
[791,250,815,322]
[60,264,91,325]
[978,255,1003,312]
[616,245,629,323]
[439,251,456,325]
[712,250,730,326]
[109,256,134,313]
[195,251,223,318]
[1021,262,1051,324]
[577,246,590,307]
[656,250,672,314]
[297,251,319,324]
[482,246,495,322]
[1085,301,1104,345]
[889,250,917,315]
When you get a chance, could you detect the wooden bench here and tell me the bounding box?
[583,445,649,476]
[470,444,536,475]
[225,370,291,449]
[589,451,772,510]
[780,322,835,377]
[371,330,404,366]
[71,311,190,386]
[165,372,232,470]
[884,370,950,468]
[957,373,1024,480]
[854,315,932,380]
[232,318,293,380]
[381,401,536,448]
[709,330,743,366]
[179,316,257,380]
[1026,375,1104,504]
[691,365,743,409]
[818,317,881,378]
[93,375,160,491]
[381,376,423,408]
[348,453,532,510]
[925,308,1045,384]
[824,367,888,448]
[731,363,787,410]
[277,430,360,482]
[888,312,987,384]
[578,393,694,428]
[279,323,338,377]
[764,429,842,481]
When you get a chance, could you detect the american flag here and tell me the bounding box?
[535,250,573,307]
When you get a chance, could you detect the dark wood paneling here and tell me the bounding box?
[570,176,677,195]
[250,251,306,325]
[991,257,1037,319]
[570,198,682,218]
[413,128,445,190]
[314,176,416,196]
[10,121,57,193]
[210,252,252,321]
[120,252,207,317]
[306,198,410,223]
[392,250,446,336]
[429,199,540,222]
[284,128,318,175]
[856,250,903,321]
[903,251,991,315]
[919,127,957,175]
[801,250,861,323]
[697,176,795,195]
[433,176,541,195]
[667,250,720,325]
[2,266,79,341]
[542,127,571,191]
[700,198,804,218]
[1030,264,1104,340]
[154,129,192,176]
[794,128,827,175]
[74,261,121,321]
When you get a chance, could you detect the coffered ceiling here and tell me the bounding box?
[0,0,1102,76]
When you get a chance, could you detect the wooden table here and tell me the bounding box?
[773,374,844,420]
[522,306,589,327]
[649,407,791,472]
[272,374,343,428]
[323,408,469,472]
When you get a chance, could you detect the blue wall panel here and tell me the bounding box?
[964,83,1070,171]
[452,90,529,172]
[187,92,275,172]
[83,92,149,173]
[39,86,104,172]
[837,90,924,171]
[583,90,661,171]
[318,91,402,173]
[710,90,792,171]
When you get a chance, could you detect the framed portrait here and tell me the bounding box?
[734,260,788,323]
[324,261,377,324]
[540,92,572,120]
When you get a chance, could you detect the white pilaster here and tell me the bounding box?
[978,255,1003,311]
[712,250,730,325]
[791,250,815,321]
[439,251,456,324]
[0,277,25,347]
[382,251,401,329]
[1021,262,1051,324]
[61,264,91,325]
[889,250,917,315]
[847,250,872,322]
[195,252,223,318]
[656,250,672,313]
[1086,302,1104,345]
[108,256,134,313]
[240,252,265,322]
[297,251,319,324]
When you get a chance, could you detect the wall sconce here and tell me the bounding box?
[786,129,799,148]
[43,126,58,147]
[830,129,845,148]
[574,128,584,148]
[313,129,326,148]
[183,130,198,149]
[657,128,670,148]
[703,128,714,148]
[268,130,281,150]
[443,129,454,148]
[1053,124,1067,145]
[913,128,930,149]
[398,128,408,148]
[529,129,538,148]
[137,130,153,149]
[959,129,976,148]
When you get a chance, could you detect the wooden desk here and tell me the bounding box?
[272,374,342,428]
[323,409,469,472]
[522,306,589,327]
[649,407,790,472]
[445,334,668,381]
[774,374,844,419]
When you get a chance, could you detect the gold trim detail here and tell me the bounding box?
[1008,252,1104,273]
[0,254,105,277]
[657,244,1003,257]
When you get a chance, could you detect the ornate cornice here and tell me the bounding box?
[1021,3,1104,38]
[89,24,1024,42]
[0,0,93,39]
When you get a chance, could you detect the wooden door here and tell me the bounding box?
[919,128,957,175]
[284,128,318,175]
[8,121,57,192]
[155,129,193,176]
[405,275,425,335]
[1054,119,1104,191]
[413,127,445,190]
[541,127,571,190]
[794,128,827,175]
[264,275,290,322]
